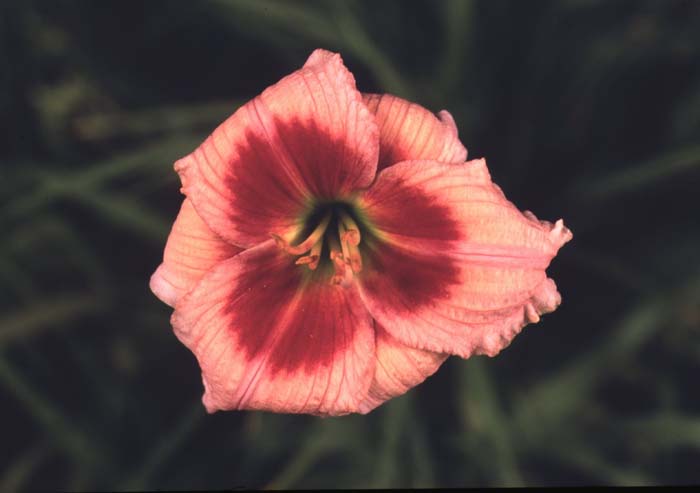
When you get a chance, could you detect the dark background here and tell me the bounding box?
[1,0,699,489]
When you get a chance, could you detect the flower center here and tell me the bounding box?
[272,201,368,285]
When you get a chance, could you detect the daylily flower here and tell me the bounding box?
[150,49,572,416]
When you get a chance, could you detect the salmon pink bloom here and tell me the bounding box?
[150,49,572,416]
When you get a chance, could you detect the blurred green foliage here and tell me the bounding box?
[1,0,699,489]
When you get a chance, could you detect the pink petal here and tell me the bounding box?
[175,49,379,248]
[357,159,572,358]
[149,199,241,307]
[363,93,467,171]
[171,240,375,416]
[358,323,447,414]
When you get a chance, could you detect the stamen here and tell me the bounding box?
[338,220,361,273]
[295,255,318,266]
[276,203,366,282]
[338,222,351,260]
[328,234,348,285]
[346,241,363,273]
[273,212,331,255]
[339,211,361,246]
[295,238,323,270]
[330,258,349,285]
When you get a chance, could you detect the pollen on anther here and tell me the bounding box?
[339,211,361,246]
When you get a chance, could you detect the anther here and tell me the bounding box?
[339,211,361,246]
[328,234,348,284]
[295,254,319,266]
[346,241,363,273]
[295,238,323,270]
[338,222,351,260]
